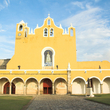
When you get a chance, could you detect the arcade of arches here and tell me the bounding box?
[0,76,110,95]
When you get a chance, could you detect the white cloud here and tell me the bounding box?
[4,0,10,7]
[0,0,10,11]
[72,1,84,9]
[59,5,110,62]
[0,4,4,11]
[0,24,6,32]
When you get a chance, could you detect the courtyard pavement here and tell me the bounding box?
[27,95,110,110]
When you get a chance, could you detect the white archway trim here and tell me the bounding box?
[11,77,24,83]
[0,77,10,82]
[102,76,110,83]
[89,76,102,84]
[39,77,53,83]
[25,77,38,84]
[71,76,87,84]
[54,77,67,83]
[41,47,55,68]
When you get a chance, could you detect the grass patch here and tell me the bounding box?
[71,94,85,97]
[86,94,110,105]
[0,96,33,110]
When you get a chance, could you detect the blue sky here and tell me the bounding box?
[0,0,110,62]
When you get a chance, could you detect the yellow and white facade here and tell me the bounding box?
[0,15,110,95]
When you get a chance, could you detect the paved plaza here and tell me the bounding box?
[27,95,110,110]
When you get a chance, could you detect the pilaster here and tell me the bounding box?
[9,82,12,95]
[67,63,71,94]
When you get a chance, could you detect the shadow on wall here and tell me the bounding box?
[0,59,10,69]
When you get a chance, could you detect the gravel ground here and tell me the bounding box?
[27,95,110,110]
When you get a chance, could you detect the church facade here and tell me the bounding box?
[0,15,110,95]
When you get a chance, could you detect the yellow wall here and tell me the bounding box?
[7,17,77,69]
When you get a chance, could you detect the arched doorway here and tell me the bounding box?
[89,77,101,94]
[72,78,86,94]
[40,78,52,94]
[11,77,24,94]
[54,78,67,95]
[3,82,15,94]
[103,77,110,93]
[26,78,38,94]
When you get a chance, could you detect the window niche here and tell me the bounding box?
[70,28,73,36]
[24,29,28,37]
[47,19,50,25]
[50,28,54,37]
[44,28,48,37]
[44,50,53,66]
[19,24,23,31]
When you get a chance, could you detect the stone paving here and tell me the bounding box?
[27,95,110,110]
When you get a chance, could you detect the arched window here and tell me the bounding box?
[47,19,50,25]
[44,50,53,66]
[19,24,23,31]
[24,29,28,37]
[50,28,54,37]
[70,28,73,36]
[44,28,48,37]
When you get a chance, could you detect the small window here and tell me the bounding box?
[70,29,73,36]
[24,29,28,37]
[44,28,48,37]
[19,25,23,31]
[47,19,50,25]
[50,28,54,37]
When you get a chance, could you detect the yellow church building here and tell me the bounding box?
[0,15,110,95]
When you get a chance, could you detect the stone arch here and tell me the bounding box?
[102,76,110,93]
[71,76,87,84]
[11,77,24,94]
[41,47,55,68]
[40,77,52,94]
[102,76,110,83]
[89,76,102,84]
[25,77,38,94]
[11,77,24,83]
[0,77,10,94]
[54,77,67,95]
[71,76,86,94]
[54,77,67,83]
[89,76,101,94]
[25,77,38,84]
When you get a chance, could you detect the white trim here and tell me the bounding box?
[102,76,110,83]
[25,77,38,84]
[53,77,67,83]
[11,77,24,83]
[39,77,53,83]
[43,28,48,37]
[0,77,10,82]
[89,76,102,84]
[41,47,55,68]
[0,69,110,71]
[71,76,87,84]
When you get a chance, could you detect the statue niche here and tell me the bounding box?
[44,50,52,66]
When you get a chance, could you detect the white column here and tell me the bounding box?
[52,83,54,94]
[100,84,103,94]
[24,83,26,95]
[38,82,40,95]
[9,82,12,95]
